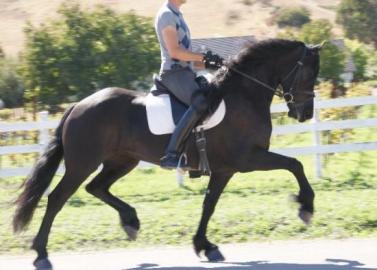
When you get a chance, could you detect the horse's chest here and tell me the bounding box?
[237,115,272,150]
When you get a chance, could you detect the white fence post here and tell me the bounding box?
[312,92,322,178]
[38,111,49,153]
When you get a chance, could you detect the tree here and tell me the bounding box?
[351,48,368,81]
[0,58,24,108]
[0,46,4,58]
[365,50,377,81]
[298,20,345,82]
[345,40,369,81]
[276,7,311,28]
[336,0,377,48]
[21,3,160,107]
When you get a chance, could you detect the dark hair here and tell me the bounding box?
[213,39,305,86]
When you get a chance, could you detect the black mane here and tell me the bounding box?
[232,39,304,67]
[213,39,305,85]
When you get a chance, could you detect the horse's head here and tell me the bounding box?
[216,39,322,122]
[279,43,322,122]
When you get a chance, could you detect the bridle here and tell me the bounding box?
[223,45,316,105]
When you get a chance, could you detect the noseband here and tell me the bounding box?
[280,46,315,105]
[225,45,315,106]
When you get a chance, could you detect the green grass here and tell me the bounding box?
[1,150,377,255]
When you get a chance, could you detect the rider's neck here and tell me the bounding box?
[169,0,183,10]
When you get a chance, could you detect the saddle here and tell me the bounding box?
[146,74,226,177]
[146,74,225,135]
[151,76,188,126]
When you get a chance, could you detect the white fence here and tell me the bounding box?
[1,95,377,178]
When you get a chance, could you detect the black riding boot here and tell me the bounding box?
[161,94,208,169]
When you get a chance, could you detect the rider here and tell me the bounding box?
[155,0,223,169]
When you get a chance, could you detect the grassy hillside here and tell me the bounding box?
[0,0,341,57]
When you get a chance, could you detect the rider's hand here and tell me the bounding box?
[202,51,224,70]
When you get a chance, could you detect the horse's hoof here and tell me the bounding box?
[299,210,313,225]
[124,225,138,241]
[33,258,53,270]
[205,247,225,262]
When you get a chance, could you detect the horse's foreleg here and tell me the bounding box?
[193,172,233,262]
[85,159,140,240]
[244,148,315,224]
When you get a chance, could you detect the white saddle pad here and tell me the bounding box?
[146,93,226,135]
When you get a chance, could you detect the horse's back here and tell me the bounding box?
[76,87,144,107]
[62,88,148,168]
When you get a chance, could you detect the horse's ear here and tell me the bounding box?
[309,40,327,52]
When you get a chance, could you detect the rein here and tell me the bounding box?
[224,66,284,97]
[222,45,315,105]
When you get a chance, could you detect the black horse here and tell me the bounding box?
[13,39,321,269]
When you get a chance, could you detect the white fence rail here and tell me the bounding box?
[1,95,377,178]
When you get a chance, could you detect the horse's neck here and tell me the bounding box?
[223,66,278,112]
[225,87,273,119]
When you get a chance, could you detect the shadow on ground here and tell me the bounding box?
[125,259,377,270]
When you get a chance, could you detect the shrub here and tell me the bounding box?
[364,48,377,81]
[345,39,372,82]
[241,0,255,6]
[336,0,377,48]
[0,46,4,58]
[226,10,241,25]
[279,20,346,83]
[299,20,346,82]
[346,83,371,97]
[317,82,371,151]
[21,3,160,107]
[0,58,24,108]
[276,7,311,28]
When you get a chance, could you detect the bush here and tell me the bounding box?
[336,0,377,48]
[0,59,24,108]
[317,82,371,151]
[351,48,368,81]
[363,48,377,81]
[345,39,372,82]
[346,83,371,97]
[278,21,346,83]
[241,0,255,6]
[276,7,311,28]
[298,20,345,82]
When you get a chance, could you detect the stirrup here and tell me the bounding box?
[161,153,189,170]
[160,153,179,170]
[177,153,189,171]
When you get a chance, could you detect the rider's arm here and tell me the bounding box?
[162,26,204,63]
[193,61,205,70]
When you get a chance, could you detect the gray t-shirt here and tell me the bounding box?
[155,1,193,72]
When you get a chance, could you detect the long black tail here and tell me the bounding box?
[13,106,75,233]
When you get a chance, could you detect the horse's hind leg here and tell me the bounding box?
[32,169,92,270]
[86,159,140,240]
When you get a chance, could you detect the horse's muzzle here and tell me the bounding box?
[288,99,313,122]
